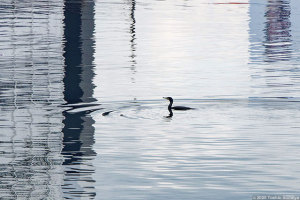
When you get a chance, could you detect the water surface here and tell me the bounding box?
[1,0,300,199]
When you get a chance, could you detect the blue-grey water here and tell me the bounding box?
[1,0,300,199]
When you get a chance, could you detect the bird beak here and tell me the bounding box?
[163,97,167,99]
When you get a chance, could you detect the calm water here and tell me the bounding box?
[1,0,300,199]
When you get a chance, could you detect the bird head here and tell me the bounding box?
[163,97,173,102]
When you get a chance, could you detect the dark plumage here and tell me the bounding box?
[163,97,193,111]
[102,111,113,116]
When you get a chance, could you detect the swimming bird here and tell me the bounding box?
[163,97,193,111]
[102,110,114,116]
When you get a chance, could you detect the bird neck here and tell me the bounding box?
[168,100,173,110]
[167,109,173,118]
